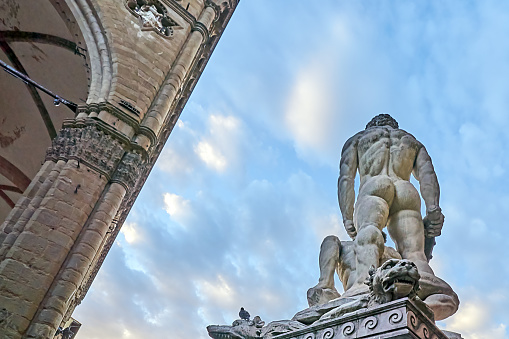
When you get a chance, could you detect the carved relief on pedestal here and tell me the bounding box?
[126,0,181,37]
[45,125,125,178]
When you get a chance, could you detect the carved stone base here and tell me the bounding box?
[273,298,461,339]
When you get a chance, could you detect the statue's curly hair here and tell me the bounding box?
[366,114,399,129]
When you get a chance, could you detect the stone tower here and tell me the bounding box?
[0,0,238,337]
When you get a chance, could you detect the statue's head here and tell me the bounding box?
[365,114,399,129]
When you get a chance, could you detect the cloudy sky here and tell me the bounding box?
[74,1,509,338]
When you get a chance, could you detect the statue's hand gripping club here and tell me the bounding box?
[344,220,357,240]
[423,205,444,238]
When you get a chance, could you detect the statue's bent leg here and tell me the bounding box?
[307,236,342,306]
[418,272,460,321]
[317,236,341,288]
[352,195,389,289]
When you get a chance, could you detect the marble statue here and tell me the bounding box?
[308,114,459,321]
[206,114,462,339]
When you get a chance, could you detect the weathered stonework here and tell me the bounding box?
[45,124,125,179]
[0,0,238,337]
[111,152,146,191]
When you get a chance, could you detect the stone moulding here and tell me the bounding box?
[76,102,141,131]
[273,298,449,339]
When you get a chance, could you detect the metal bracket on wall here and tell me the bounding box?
[0,59,77,113]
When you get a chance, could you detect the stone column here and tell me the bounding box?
[136,4,217,149]
[0,123,124,338]
[25,182,127,337]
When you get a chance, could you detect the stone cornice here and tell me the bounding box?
[192,21,210,40]
[77,102,141,131]
[137,125,158,148]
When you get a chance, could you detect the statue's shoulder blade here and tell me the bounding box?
[392,128,423,149]
[341,131,363,155]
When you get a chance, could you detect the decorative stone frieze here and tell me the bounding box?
[273,298,450,339]
[45,125,124,178]
[126,0,181,37]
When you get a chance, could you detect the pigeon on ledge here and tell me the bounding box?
[239,307,250,321]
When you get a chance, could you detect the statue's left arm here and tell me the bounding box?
[338,134,359,239]
[413,146,444,237]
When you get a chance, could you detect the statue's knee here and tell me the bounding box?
[355,224,384,247]
[322,235,340,246]
[321,235,341,256]
[423,293,460,321]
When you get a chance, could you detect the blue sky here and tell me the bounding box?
[74,1,509,338]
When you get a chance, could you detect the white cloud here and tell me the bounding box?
[120,222,141,244]
[444,298,507,339]
[195,141,227,171]
[285,60,335,154]
[158,144,195,176]
[310,213,345,243]
[194,275,237,308]
[194,114,245,173]
[163,193,191,226]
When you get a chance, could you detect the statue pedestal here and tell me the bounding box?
[273,298,460,339]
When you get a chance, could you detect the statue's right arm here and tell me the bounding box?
[413,145,444,237]
[338,134,359,239]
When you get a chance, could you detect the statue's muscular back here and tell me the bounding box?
[355,126,422,214]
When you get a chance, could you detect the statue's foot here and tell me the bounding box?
[317,295,369,323]
[307,286,341,307]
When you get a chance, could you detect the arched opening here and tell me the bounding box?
[0,0,89,222]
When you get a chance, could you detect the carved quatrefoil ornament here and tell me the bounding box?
[126,0,180,38]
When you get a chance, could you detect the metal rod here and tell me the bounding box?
[0,59,77,112]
